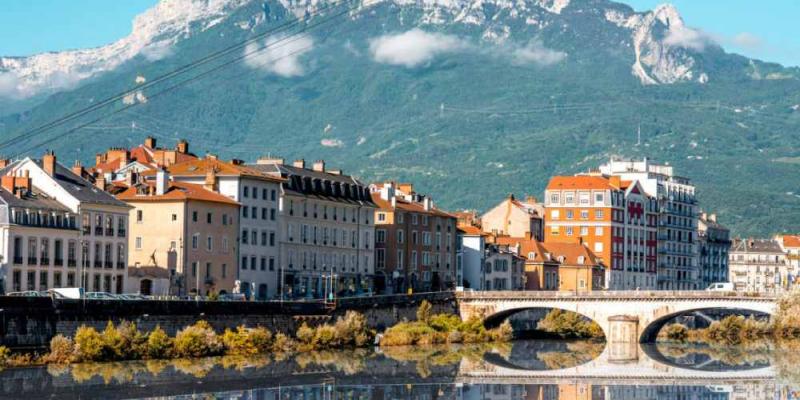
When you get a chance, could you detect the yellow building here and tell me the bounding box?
[117,171,239,296]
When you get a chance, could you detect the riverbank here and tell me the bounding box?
[0,301,511,369]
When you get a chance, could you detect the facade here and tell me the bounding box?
[164,156,283,300]
[598,158,700,290]
[729,238,789,294]
[697,212,731,288]
[370,182,458,293]
[251,158,376,299]
[0,169,81,294]
[493,236,558,291]
[544,175,657,290]
[459,225,486,290]
[481,243,525,291]
[480,195,544,241]
[777,235,800,282]
[3,152,131,294]
[117,171,240,296]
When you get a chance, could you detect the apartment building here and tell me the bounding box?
[4,152,131,294]
[481,195,544,241]
[370,182,457,293]
[163,156,283,300]
[482,244,525,291]
[729,238,790,294]
[598,158,699,290]
[459,225,486,290]
[777,235,800,282]
[493,235,557,290]
[0,168,81,294]
[117,170,239,296]
[251,158,375,299]
[698,212,731,288]
[544,175,657,290]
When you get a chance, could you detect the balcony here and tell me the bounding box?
[82,226,91,235]
[94,260,102,268]
[105,228,114,237]
[117,262,126,269]
[105,261,113,269]
[54,258,63,266]
[94,227,103,236]
[117,229,126,238]
[40,258,50,266]
[27,257,37,265]
[13,257,22,265]
[68,259,77,267]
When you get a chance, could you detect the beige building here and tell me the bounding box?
[481,195,544,241]
[729,238,790,294]
[482,244,526,291]
[117,170,239,296]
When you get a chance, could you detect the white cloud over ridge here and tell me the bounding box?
[243,33,314,77]
[732,32,763,50]
[369,29,468,68]
[511,40,567,65]
[664,25,716,51]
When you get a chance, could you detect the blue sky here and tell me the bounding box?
[0,0,798,66]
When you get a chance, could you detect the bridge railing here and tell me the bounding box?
[454,290,779,301]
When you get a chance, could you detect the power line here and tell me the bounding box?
[13,3,365,156]
[0,0,365,152]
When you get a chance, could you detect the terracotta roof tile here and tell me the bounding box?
[782,235,800,248]
[546,176,619,191]
[371,193,455,218]
[116,181,239,206]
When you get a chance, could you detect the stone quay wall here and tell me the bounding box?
[0,292,456,349]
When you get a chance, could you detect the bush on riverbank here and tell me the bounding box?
[294,311,373,350]
[537,309,604,339]
[380,301,513,346]
[662,323,689,342]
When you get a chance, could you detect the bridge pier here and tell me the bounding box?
[606,315,640,362]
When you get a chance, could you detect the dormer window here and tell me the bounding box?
[578,256,585,264]
[527,252,536,260]
[558,256,566,263]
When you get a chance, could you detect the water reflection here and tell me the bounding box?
[0,340,797,399]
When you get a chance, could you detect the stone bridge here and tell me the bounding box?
[455,291,778,343]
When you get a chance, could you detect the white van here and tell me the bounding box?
[48,287,84,299]
[706,282,734,291]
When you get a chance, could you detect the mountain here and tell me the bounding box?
[1,0,799,236]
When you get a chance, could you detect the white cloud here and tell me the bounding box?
[369,29,468,68]
[243,33,314,77]
[0,72,21,98]
[663,26,715,51]
[732,32,763,50]
[511,40,567,65]
[141,40,175,61]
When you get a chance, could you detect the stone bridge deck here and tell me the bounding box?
[455,290,778,343]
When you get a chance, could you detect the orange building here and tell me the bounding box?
[544,175,657,290]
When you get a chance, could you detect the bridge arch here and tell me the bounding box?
[482,306,605,338]
[638,306,773,343]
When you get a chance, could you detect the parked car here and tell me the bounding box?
[219,293,246,301]
[119,294,148,300]
[706,282,734,291]
[86,292,120,300]
[48,288,83,299]
[7,291,43,297]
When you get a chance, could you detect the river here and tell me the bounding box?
[0,340,796,399]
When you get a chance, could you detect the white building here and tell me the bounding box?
[250,158,376,299]
[729,238,789,294]
[164,156,283,300]
[599,158,699,290]
[2,152,131,294]
[459,226,487,290]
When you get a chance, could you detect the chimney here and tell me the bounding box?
[125,172,136,187]
[176,139,189,154]
[293,159,305,169]
[71,160,84,178]
[95,174,106,191]
[327,169,342,175]
[0,158,8,169]
[391,196,397,209]
[43,151,56,176]
[144,136,157,149]
[524,231,532,240]
[95,153,105,166]
[16,171,31,195]
[204,167,217,191]
[608,175,621,188]
[1,176,15,193]
[701,212,707,221]
[525,195,538,204]
[230,159,244,166]
[257,156,284,165]
[156,169,169,195]
[380,182,395,201]
[206,153,218,160]
[423,197,432,211]
[312,160,325,172]
[709,214,717,223]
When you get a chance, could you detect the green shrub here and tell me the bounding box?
[0,346,9,366]
[416,301,433,324]
[145,326,173,359]
[174,321,223,358]
[222,326,273,355]
[117,321,147,359]
[333,311,371,346]
[537,309,603,339]
[663,323,689,342]
[44,335,74,364]
[295,323,315,345]
[489,321,514,342]
[381,322,437,346]
[73,326,104,362]
[429,314,462,333]
[313,325,337,348]
[271,332,294,353]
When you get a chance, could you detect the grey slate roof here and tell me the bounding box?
[0,188,70,212]
[248,163,375,207]
[31,159,129,208]
[730,238,783,254]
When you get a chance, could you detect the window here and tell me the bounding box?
[398,230,404,244]
[241,256,248,270]
[580,226,589,236]
[550,210,560,219]
[262,188,268,200]
[171,214,177,221]
[243,207,249,218]
[136,210,143,222]
[422,215,429,226]
[594,242,603,252]
[260,257,266,271]
[206,213,212,224]
[192,211,198,222]
[269,258,275,271]
[135,237,142,250]
[243,186,249,198]
[566,210,573,220]
[579,192,590,205]
[378,212,386,222]
[261,208,267,220]
[412,214,418,225]
[376,229,386,243]
[251,206,257,219]
[566,227,573,236]
[205,262,211,278]
[270,208,276,221]
[580,210,589,220]
[206,236,213,251]
[565,192,574,204]
[550,226,560,236]
[595,210,604,220]
[222,214,228,225]
[192,262,198,277]
[222,264,227,278]
[192,234,199,249]
[271,190,277,201]
[261,231,267,246]
[595,193,604,203]
[595,227,604,236]
[550,193,559,204]
[242,229,248,244]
